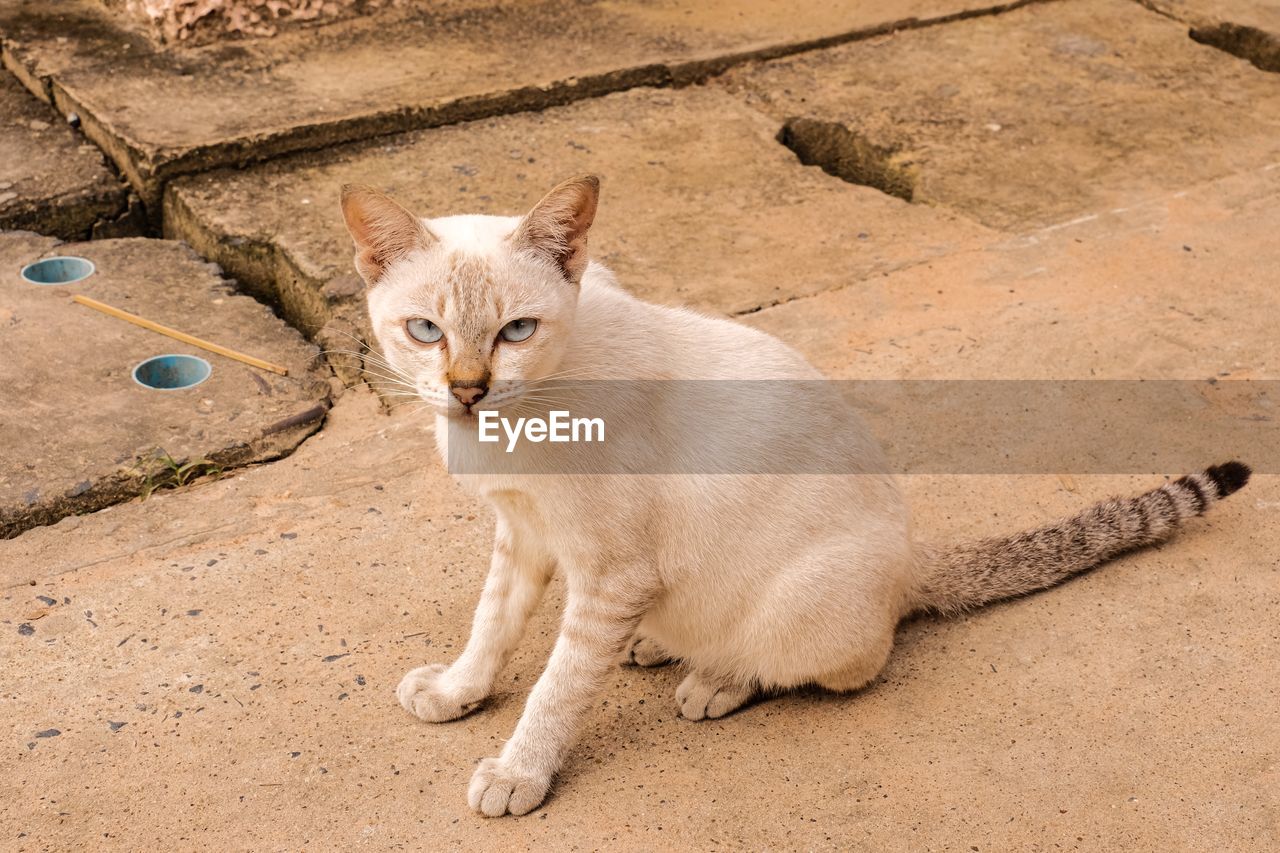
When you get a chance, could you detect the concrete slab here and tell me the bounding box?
[1143,0,1280,72]
[164,86,991,383]
[722,0,1280,230]
[0,232,332,539]
[0,402,1273,849]
[0,72,130,240]
[745,164,1280,380]
[0,0,1039,211]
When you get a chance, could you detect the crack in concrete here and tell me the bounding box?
[2,521,242,588]
[1133,0,1280,73]
[776,117,920,203]
[1190,22,1280,73]
[731,246,992,319]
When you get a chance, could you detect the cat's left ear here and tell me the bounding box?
[512,174,600,284]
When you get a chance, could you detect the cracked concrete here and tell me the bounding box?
[0,73,130,240]
[0,0,1041,213]
[722,0,1280,229]
[0,232,331,539]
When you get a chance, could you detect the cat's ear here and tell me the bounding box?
[512,174,600,284]
[340,185,434,285]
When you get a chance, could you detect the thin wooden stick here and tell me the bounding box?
[71,294,289,376]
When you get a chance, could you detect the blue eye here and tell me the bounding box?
[499,318,538,343]
[405,318,443,343]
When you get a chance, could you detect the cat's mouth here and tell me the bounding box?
[416,385,520,419]
[437,392,523,421]
[424,379,547,420]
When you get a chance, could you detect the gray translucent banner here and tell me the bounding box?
[442,380,1275,475]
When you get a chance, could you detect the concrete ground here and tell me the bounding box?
[1,0,1278,849]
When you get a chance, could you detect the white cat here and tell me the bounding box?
[340,175,1249,817]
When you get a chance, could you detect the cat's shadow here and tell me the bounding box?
[514,602,1024,814]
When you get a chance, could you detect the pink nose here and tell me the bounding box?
[451,384,487,406]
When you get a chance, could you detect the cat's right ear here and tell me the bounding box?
[340,185,433,285]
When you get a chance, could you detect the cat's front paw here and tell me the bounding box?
[467,757,551,817]
[397,663,484,722]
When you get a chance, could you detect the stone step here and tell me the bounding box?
[0,71,131,239]
[0,232,332,538]
[720,0,1280,230]
[164,86,991,384]
[0,0,1038,213]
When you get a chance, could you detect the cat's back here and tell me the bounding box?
[576,265,821,382]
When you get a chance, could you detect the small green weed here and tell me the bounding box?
[138,450,224,501]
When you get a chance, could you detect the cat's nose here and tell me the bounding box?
[450,383,488,406]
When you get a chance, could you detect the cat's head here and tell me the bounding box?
[340,175,599,418]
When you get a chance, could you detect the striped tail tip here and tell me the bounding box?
[1204,461,1251,499]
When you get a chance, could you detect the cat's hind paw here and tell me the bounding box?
[468,757,551,817]
[397,663,484,722]
[676,672,753,721]
[621,635,672,667]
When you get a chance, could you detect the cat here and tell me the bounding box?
[340,174,1251,817]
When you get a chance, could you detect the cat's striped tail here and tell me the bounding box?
[910,462,1251,616]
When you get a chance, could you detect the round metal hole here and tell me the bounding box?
[21,255,96,285]
[132,354,212,391]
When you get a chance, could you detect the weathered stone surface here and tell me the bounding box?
[746,165,1280,380]
[723,0,1280,230]
[0,232,331,538]
[164,86,991,383]
[0,0,1039,209]
[1150,0,1280,71]
[0,72,129,239]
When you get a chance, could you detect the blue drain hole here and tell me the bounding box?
[21,256,96,285]
[132,354,212,391]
